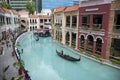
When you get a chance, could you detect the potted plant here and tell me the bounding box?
[13,59,24,75]
[11,75,24,80]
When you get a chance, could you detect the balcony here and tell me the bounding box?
[55,23,62,27]
[82,24,90,30]
[113,25,120,33]
[15,21,20,24]
[92,24,102,30]
[30,22,37,25]
[0,23,4,26]
[72,23,77,28]
[66,23,70,27]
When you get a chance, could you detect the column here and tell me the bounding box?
[1,17,3,24]
[101,43,104,59]
[4,16,7,40]
[53,28,56,40]
[105,36,112,59]
[75,33,78,50]
[102,14,105,30]
[0,16,1,23]
[90,15,93,29]
[69,32,72,47]
[84,39,87,51]
[4,16,7,25]
[79,15,82,29]
[93,41,96,55]
[78,36,81,49]
[62,30,66,44]
[70,15,72,28]
[62,13,66,45]
[101,38,108,59]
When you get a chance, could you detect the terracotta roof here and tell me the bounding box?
[38,15,50,18]
[64,5,79,12]
[0,7,5,13]
[54,6,66,12]
[18,10,29,14]
[20,17,28,21]
[11,10,18,15]
[0,7,10,13]
[29,15,38,18]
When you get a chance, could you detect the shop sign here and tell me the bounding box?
[85,8,99,12]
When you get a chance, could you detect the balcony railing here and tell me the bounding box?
[72,23,77,28]
[92,24,102,30]
[82,23,90,30]
[66,23,70,27]
[113,25,120,33]
[55,23,62,27]
[0,23,4,26]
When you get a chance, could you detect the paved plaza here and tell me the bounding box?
[0,40,18,80]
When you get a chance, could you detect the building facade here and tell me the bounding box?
[53,0,120,63]
[78,0,111,59]
[28,15,51,31]
[35,0,42,13]
[0,7,19,40]
[107,0,120,62]
[9,0,32,10]
[53,5,79,49]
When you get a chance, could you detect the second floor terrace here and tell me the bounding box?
[112,10,120,33]
[65,15,78,29]
[81,14,103,31]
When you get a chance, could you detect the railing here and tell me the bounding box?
[66,23,70,27]
[82,24,90,30]
[92,24,102,30]
[72,23,77,28]
[113,25,120,33]
[55,23,62,27]
[30,22,37,24]
[0,23,4,26]
[82,26,89,30]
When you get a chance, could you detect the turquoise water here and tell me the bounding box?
[17,32,120,80]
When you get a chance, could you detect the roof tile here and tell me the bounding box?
[54,6,66,12]
[64,5,79,12]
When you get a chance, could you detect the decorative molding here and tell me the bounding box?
[79,30,105,36]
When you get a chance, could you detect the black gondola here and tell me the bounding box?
[56,50,80,61]
[36,38,39,41]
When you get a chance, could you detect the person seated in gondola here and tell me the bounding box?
[61,50,63,55]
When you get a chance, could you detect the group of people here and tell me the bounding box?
[23,68,31,80]
[16,48,23,59]
[6,40,11,48]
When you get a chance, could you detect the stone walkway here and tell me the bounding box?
[0,40,18,80]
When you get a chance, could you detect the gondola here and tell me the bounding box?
[56,50,80,61]
[36,38,39,41]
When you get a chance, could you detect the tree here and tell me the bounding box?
[1,2,12,9]
[26,1,35,14]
